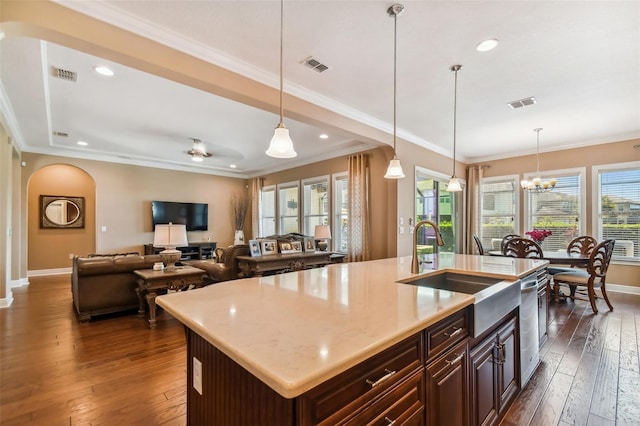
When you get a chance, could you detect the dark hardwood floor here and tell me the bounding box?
[1,274,638,425]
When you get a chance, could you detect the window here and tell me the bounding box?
[594,162,640,262]
[334,173,348,253]
[259,185,276,237]
[479,176,519,251]
[278,182,300,234]
[416,167,461,254]
[302,176,329,236]
[524,168,585,252]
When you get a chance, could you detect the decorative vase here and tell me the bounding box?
[234,230,245,245]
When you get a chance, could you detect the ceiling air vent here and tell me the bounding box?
[302,57,329,73]
[52,131,69,137]
[52,66,77,82]
[508,96,536,109]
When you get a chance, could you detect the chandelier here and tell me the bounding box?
[520,128,556,193]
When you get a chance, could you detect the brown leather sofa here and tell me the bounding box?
[189,244,250,283]
[71,254,163,321]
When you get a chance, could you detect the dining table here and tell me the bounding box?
[488,250,590,303]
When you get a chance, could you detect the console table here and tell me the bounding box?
[236,252,342,278]
[134,265,206,328]
[143,242,217,260]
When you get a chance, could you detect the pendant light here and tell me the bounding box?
[384,4,405,179]
[266,0,297,158]
[447,65,463,192]
[520,128,557,192]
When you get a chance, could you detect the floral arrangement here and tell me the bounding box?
[526,229,552,243]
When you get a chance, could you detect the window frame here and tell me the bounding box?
[276,180,300,235]
[333,172,349,254]
[592,161,640,264]
[479,174,520,251]
[301,175,331,238]
[523,166,586,251]
[258,184,276,238]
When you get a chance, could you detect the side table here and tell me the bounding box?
[134,266,206,329]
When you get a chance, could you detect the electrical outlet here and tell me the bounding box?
[399,226,405,235]
[68,253,74,259]
[193,357,203,395]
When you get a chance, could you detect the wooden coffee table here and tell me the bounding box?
[134,265,205,329]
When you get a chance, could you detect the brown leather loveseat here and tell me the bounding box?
[71,254,162,321]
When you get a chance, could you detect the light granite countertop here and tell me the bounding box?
[156,254,546,398]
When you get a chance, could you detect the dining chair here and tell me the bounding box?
[502,237,544,259]
[548,235,598,297]
[473,235,485,255]
[552,239,615,314]
[500,234,521,253]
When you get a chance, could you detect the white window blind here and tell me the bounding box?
[526,170,583,252]
[259,185,276,237]
[334,173,349,253]
[278,182,300,234]
[597,164,640,261]
[479,177,518,251]
[302,177,329,236]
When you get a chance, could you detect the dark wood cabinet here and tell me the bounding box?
[470,314,519,426]
[426,338,469,426]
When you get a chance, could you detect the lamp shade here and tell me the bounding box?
[384,158,405,179]
[447,176,463,192]
[153,224,188,249]
[314,225,331,239]
[266,126,297,158]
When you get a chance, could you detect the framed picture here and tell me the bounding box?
[279,241,295,254]
[303,237,316,252]
[260,240,277,255]
[249,240,261,257]
[40,195,85,229]
[291,241,303,253]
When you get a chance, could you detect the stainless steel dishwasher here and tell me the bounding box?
[520,271,542,387]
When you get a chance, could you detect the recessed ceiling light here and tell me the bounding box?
[476,38,499,52]
[94,66,114,77]
[319,134,329,139]
[77,141,88,146]
[229,164,237,169]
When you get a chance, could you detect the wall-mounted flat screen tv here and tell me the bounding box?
[151,201,208,231]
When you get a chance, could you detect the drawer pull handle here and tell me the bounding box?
[365,369,396,388]
[444,326,463,338]
[384,417,397,425]
[445,353,464,366]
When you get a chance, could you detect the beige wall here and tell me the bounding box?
[22,153,248,272]
[470,138,640,288]
[260,147,397,260]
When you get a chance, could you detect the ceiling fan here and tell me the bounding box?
[186,138,212,162]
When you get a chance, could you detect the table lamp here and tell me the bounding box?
[153,223,188,271]
[314,225,331,252]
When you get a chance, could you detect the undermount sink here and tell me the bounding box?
[399,271,521,337]
[399,272,500,294]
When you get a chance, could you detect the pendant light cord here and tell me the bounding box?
[279,0,284,124]
[535,128,541,174]
[452,68,458,174]
[392,10,398,158]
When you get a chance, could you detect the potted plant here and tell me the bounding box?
[232,193,250,245]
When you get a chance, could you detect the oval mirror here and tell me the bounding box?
[45,199,80,225]
[40,195,85,228]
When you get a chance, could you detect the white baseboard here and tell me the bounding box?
[27,267,71,277]
[0,294,14,308]
[10,277,29,288]
[607,283,640,295]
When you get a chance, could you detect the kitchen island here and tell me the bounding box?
[157,254,546,425]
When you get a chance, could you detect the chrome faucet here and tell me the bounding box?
[412,220,445,274]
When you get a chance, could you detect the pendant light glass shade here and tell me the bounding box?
[384,157,405,179]
[266,0,297,159]
[384,4,405,180]
[447,176,462,192]
[266,124,296,158]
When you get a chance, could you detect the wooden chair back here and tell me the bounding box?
[586,239,615,280]
[502,237,544,259]
[473,235,485,255]
[500,234,521,252]
[567,235,598,256]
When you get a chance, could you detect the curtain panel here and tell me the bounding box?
[347,153,371,262]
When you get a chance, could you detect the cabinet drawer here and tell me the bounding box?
[343,370,425,426]
[298,333,423,426]
[425,308,469,360]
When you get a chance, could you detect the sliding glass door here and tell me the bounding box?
[415,168,459,253]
